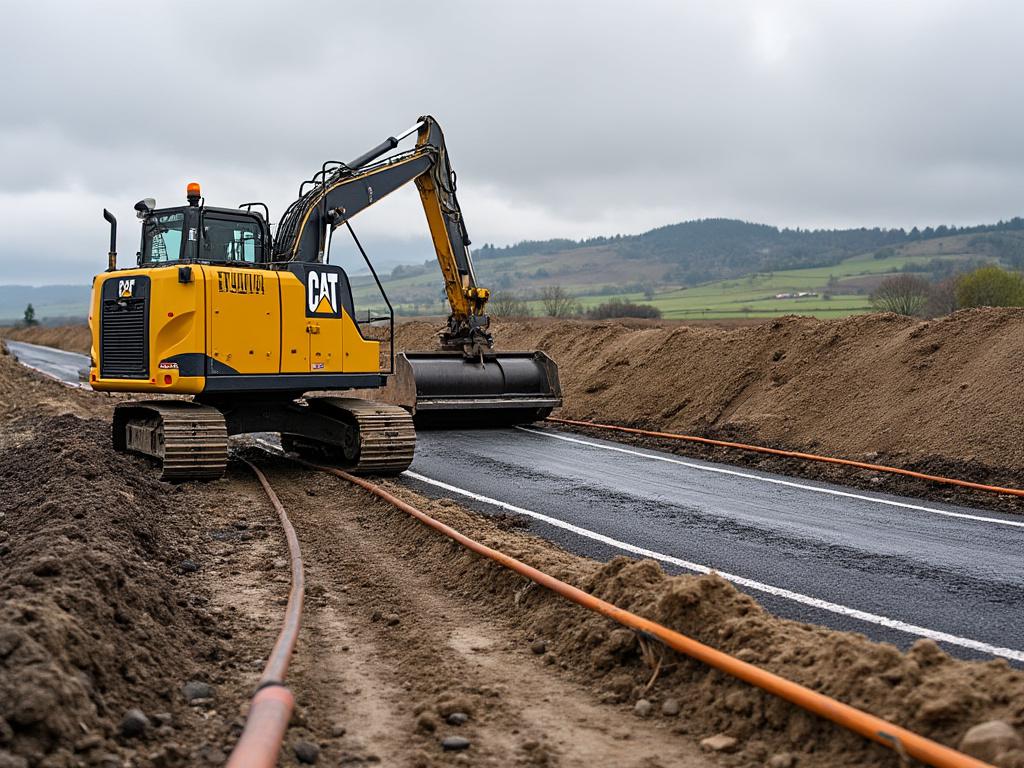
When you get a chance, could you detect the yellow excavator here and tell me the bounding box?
[89,116,560,480]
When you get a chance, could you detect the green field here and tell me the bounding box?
[352,237,990,320]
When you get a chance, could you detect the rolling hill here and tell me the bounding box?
[5,217,1024,323]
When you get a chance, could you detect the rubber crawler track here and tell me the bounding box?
[547,416,1024,499]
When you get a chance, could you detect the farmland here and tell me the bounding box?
[352,232,1004,319]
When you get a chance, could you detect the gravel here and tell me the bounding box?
[182,680,215,703]
[292,739,320,764]
[632,699,653,718]
[118,708,150,738]
[441,736,471,751]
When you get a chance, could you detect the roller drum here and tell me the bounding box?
[389,351,561,427]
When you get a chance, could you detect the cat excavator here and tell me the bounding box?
[89,116,560,480]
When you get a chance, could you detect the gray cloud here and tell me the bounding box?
[2,0,1023,283]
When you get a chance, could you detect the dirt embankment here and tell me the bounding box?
[1,326,91,355]
[394,310,1024,501]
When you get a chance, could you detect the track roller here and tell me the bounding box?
[113,400,228,481]
[282,397,415,475]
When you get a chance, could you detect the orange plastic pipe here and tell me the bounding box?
[246,460,305,685]
[547,416,1024,499]
[319,464,993,768]
[226,461,306,768]
[226,686,295,768]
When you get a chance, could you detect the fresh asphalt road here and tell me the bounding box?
[12,340,1023,662]
[404,431,1024,664]
[6,340,90,387]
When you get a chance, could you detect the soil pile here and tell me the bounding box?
[393,310,1024,482]
[0,412,233,767]
[0,353,245,767]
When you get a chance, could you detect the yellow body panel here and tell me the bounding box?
[205,266,281,374]
[280,273,311,373]
[90,265,381,394]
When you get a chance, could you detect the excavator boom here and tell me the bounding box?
[267,115,561,425]
[272,116,493,353]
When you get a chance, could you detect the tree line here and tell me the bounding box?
[871,265,1024,317]
[489,287,661,320]
[474,217,1024,287]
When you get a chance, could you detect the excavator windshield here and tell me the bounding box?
[141,211,184,263]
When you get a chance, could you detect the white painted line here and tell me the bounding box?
[402,469,1024,662]
[516,427,1024,530]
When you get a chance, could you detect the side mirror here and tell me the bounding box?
[134,198,156,219]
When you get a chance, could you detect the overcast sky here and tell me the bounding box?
[2,0,1024,284]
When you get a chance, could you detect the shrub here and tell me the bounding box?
[870,274,930,316]
[955,265,1024,308]
[586,299,662,320]
[489,291,532,318]
[540,286,581,317]
[923,278,959,318]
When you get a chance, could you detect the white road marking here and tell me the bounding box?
[402,469,1024,662]
[516,426,1024,529]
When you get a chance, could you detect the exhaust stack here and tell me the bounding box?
[103,209,117,271]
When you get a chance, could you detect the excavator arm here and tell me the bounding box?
[272,116,491,354]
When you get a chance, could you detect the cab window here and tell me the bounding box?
[203,216,263,263]
[142,212,184,262]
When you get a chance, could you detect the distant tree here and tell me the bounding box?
[956,265,1024,308]
[586,299,661,320]
[23,303,38,327]
[489,291,532,319]
[540,286,580,318]
[871,274,930,316]
[874,247,896,260]
[923,277,959,318]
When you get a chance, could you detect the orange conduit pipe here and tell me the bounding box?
[317,463,992,768]
[226,460,306,768]
[547,416,1024,499]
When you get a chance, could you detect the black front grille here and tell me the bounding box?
[100,299,148,378]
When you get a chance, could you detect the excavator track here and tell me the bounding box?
[113,400,228,481]
[284,397,416,475]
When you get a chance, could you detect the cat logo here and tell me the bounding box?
[118,278,136,298]
[306,270,341,317]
